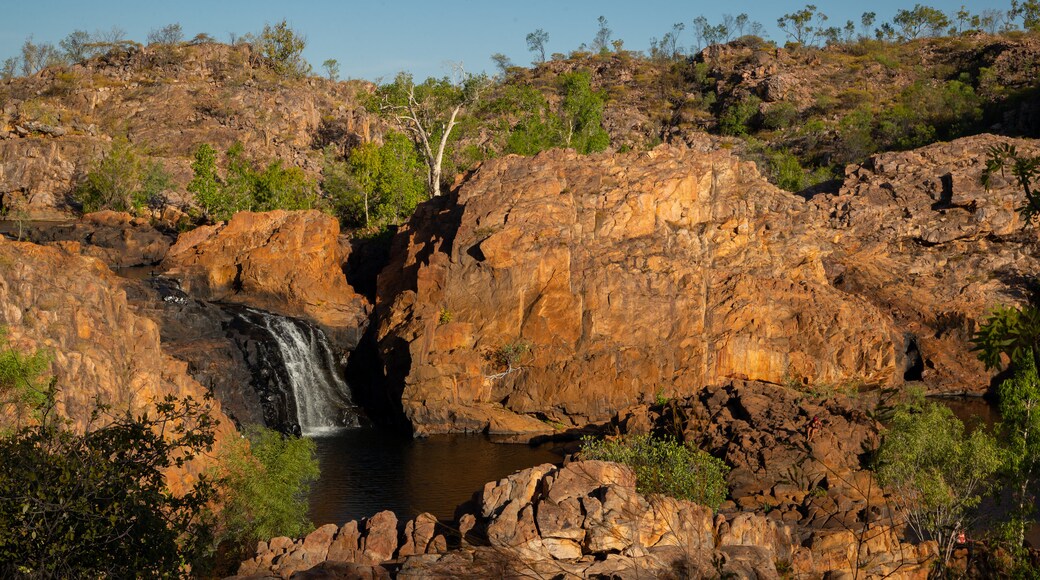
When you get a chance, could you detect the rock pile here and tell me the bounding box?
[234,460,934,579]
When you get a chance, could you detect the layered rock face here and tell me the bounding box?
[375,146,901,435]
[12,210,173,268]
[811,135,1040,391]
[235,460,934,579]
[375,136,1039,435]
[0,238,235,488]
[163,210,370,350]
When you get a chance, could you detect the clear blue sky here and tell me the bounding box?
[0,0,1013,81]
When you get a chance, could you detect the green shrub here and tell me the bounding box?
[212,425,319,563]
[0,395,218,577]
[581,433,729,509]
[718,95,762,136]
[766,149,807,191]
[558,70,610,154]
[74,138,172,213]
[323,131,427,229]
[761,101,798,130]
[188,142,320,222]
[0,328,50,425]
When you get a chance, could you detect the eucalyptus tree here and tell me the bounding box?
[376,66,490,197]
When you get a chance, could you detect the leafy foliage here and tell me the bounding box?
[719,95,762,137]
[973,304,1040,549]
[875,400,1002,567]
[323,131,427,228]
[972,305,1040,369]
[0,328,50,425]
[74,138,173,213]
[0,394,218,578]
[489,73,609,157]
[188,142,320,222]
[993,357,1040,547]
[581,434,730,509]
[558,70,610,154]
[497,85,560,155]
[255,20,310,78]
[212,425,319,561]
[981,142,1040,223]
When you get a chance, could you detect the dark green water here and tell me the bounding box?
[307,430,562,525]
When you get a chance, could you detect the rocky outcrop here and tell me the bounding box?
[162,210,370,351]
[0,137,105,219]
[234,460,935,579]
[11,210,173,268]
[374,136,1039,436]
[0,43,377,219]
[812,135,1040,391]
[120,276,265,428]
[613,380,892,543]
[375,145,902,435]
[0,238,236,489]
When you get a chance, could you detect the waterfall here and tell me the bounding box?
[233,308,362,436]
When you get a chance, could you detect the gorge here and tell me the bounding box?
[2,18,1040,578]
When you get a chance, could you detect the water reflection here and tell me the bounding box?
[940,396,1000,431]
[308,430,562,525]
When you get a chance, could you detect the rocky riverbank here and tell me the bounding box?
[233,459,934,579]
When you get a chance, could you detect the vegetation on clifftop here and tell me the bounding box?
[4,6,1040,231]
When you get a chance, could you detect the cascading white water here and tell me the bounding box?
[251,309,361,436]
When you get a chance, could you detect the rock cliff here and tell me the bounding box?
[162,210,371,351]
[811,135,1040,391]
[375,135,1039,436]
[0,238,236,489]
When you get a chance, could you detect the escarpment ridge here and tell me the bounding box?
[374,135,1039,436]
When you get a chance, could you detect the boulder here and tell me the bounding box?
[162,210,370,351]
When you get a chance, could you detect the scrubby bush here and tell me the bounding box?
[188,142,320,222]
[0,393,218,578]
[0,328,50,425]
[766,148,809,191]
[761,101,799,130]
[211,425,319,565]
[147,23,184,46]
[498,86,559,155]
[323,131,427,228]
[581,433,729,509]
[718,95,762,136]
[74,138,173,213]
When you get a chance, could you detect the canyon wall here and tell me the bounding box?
[375,136,1039,435]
